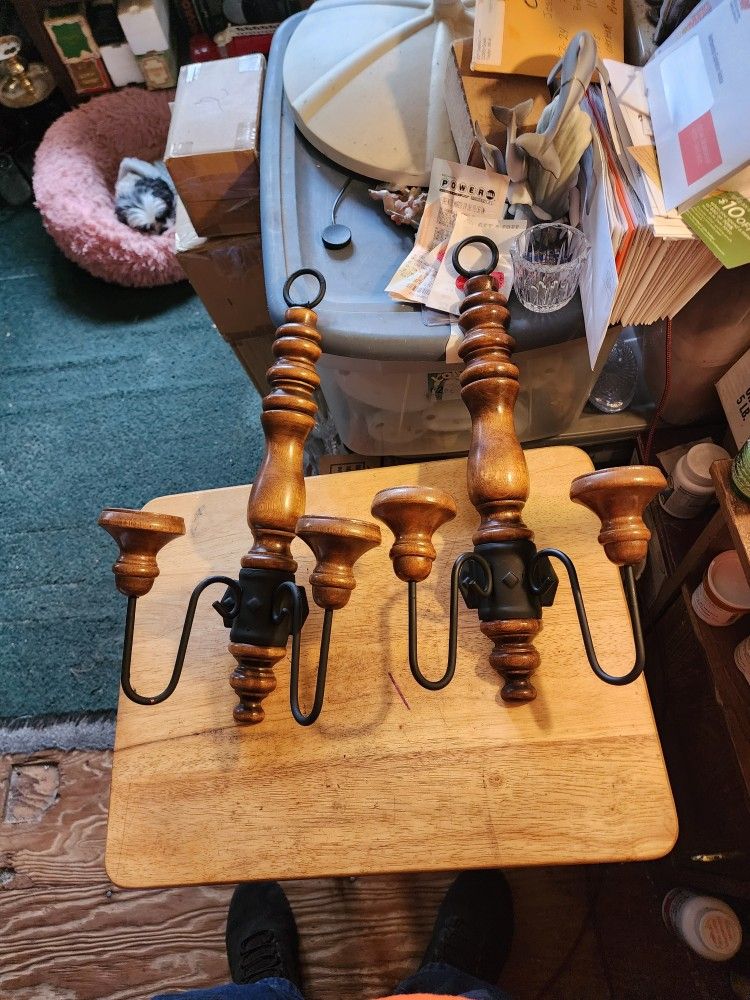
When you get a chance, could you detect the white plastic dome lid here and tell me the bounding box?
[282,0,474,186]
[684,443,731,487]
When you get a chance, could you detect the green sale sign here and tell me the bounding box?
[683,192,750,269]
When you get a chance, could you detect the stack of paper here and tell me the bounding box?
[578,59,721,364]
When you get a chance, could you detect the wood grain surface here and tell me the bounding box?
[712,457,750,584]
[0,751,729,1000]
[107,448,677,888]
[683,582,750,799]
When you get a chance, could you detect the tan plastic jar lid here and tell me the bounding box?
[683,443,731,489]
[708,550,750,611]
[697,909,742,959]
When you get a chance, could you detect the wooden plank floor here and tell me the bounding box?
[0,750,733,1000]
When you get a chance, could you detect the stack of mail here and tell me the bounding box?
[644,0,750,212]
[578,59,721,364]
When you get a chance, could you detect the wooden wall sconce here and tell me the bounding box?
[100,243,666,725]
[371,237,666,702]
[99,269,381,727]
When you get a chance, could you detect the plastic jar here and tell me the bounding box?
[663,888,742,961]
[660,443,731,518]
[692,550,750,626]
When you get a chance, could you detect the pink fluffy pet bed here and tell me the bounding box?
[34,88,184,287]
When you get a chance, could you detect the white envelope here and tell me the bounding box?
[579,138,618,369]
[644,0,750,210]
[604,59,650,118]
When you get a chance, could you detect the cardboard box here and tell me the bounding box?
[44,3,112,94]
[444,38,549,165]
[66,56,111,93]
[89,0,145,85]
[45,3,101,60]
[717,348,750,449]
[175,199,271,338]
[471,0,623,78]
[65,59,112,94]
[165,55,265,238]
[117,0,170,55]
[137,44,177,89]
[100,41,144,86]
[175,199,273,391]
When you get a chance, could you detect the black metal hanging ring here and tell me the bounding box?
[451,236,500,278]
[283,268,326,309]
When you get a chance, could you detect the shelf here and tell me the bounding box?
[712,458,750,586]
[646,446,739,626]
[12,0,78,106]
[682,581,750,799]
[542,407,651,447]
[646,589,750,895]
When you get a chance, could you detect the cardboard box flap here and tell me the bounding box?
[445,38,549,165]
[165,55,264,158]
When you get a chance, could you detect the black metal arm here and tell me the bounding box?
[120,575,242,706]
[273,580,332,726]
[408,551,492,691]
[530,548,645,686]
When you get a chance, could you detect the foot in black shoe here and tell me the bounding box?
[420,870,514,983]
[226,882,301,987]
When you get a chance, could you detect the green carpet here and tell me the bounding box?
[0,206,265,720]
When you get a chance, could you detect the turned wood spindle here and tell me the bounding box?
[458,274,540,703]
[370,487,457,583]
[570,466,667,566]
[229,301,323,725]
[296,516,382,610]
[98,508,186,597]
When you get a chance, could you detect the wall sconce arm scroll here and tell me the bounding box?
[407,552,492,690]
[120,576,243,706]
[530,548,645,686]
[272,580,331,727]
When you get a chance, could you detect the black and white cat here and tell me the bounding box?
[114,157,176,234]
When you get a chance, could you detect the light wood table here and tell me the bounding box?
[107,447,677,889]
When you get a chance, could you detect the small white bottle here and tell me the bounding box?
[660,443,731,519]
[663,888,742,961]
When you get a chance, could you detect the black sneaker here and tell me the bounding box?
[420,870,514,983]
[226,882,301,987]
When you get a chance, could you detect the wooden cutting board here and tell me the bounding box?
[107,447,676,888]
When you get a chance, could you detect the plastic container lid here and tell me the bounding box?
[708,550,750,610]
[697,908,742,960]
[282,0,474,185]
[684,443,731,488]
[263,17,588,361]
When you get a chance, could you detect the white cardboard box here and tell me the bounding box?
[117,0,170,56]
[100,41,144,86]
[717,347,750,448]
